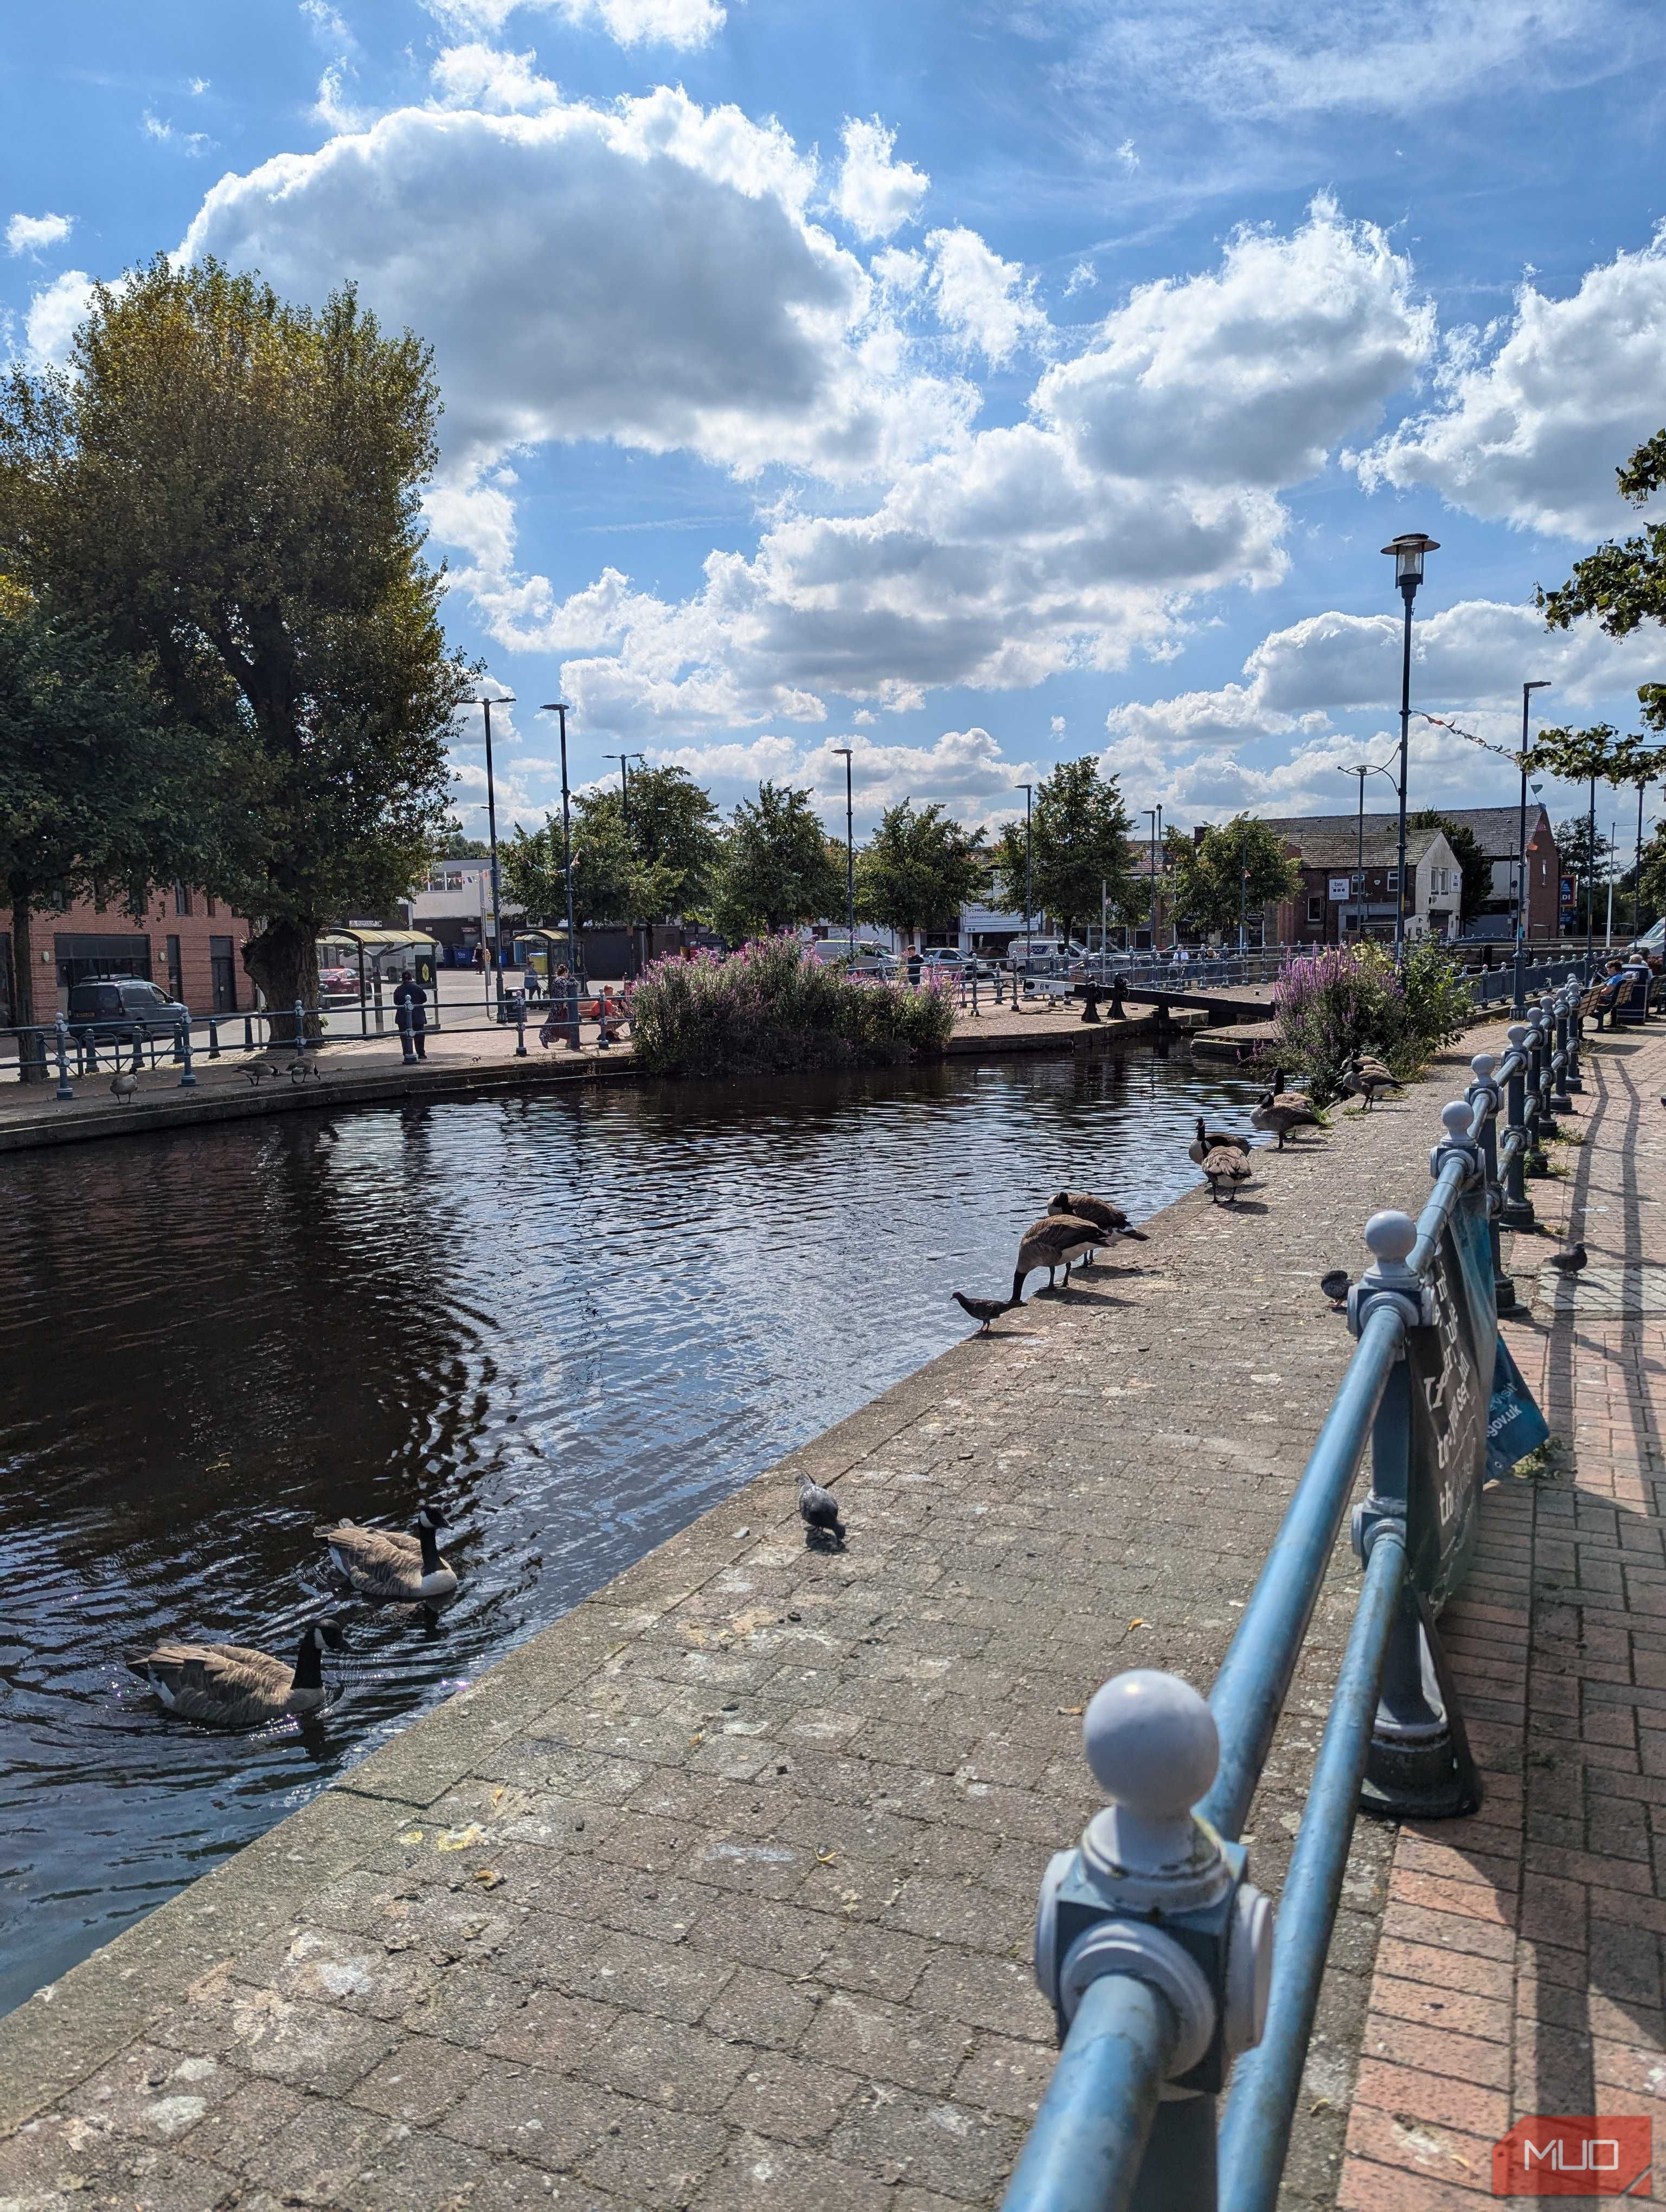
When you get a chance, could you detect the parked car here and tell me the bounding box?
[807,938,899,976]
[1628,917,1664,959]
[67,976,191,1044]
[1005,937,1088,971]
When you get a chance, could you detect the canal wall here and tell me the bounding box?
[0,1025,1517,2209]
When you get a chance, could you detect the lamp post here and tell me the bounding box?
[1142,805,1162,950]
[466,692,514,1011]
[831,746,856,949]
[1338,762,1396,944]
[1015,784,1034,968]
[539,703,582,1036]
[604,751,648,973]
[1381,534,1438,958]
[1514,683,1552,1013]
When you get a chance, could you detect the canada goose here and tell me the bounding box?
[797,1473,845,1545]
[1271,1068,1315,1113]
[1348,1056,1404,1109]
[1251,1091,1322,1149]
[1048,1192,1149,1244]
[315,1503,458,1600]
[287,1057,321,1084]
[954,1291,1018,1332]
[1201,1145,1252,1204]
[109,1071,138,1104]
[1012,1213,1099,1300]
[1187,1117,1251,1165]
[126,1618,347,1729]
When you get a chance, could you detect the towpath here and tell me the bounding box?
[0,1015,1630,2210]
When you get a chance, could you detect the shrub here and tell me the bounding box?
[626,936,955,1078]
[1271,938,1475,1103]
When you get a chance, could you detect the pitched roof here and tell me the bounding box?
[1254,803,1551,859]
[1255,816,1447,870]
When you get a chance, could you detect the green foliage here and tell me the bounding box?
[0,256,471,1021]
[439,831,490,859]
[856,800,986,941]
[610,765,720,920]
[1407,811,1490,921]
[1272,938,1472,1104]
[1540,429,1666,646]
[1163,815,1302,937]
[1639,821,1666,922]
[1397,937,1474,1060]
[627,937,954,1078]
[990,758,1137,940]
[499,818,571,925]
[710,782,844,940]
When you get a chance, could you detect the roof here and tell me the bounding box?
[1255,817,1448,870]
[317,927,439,948]
[1255,805,1552,858]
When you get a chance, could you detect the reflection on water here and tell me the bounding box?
[0,1047,1259,2014]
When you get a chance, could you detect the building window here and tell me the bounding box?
[172,885,192,917]
[166,935,184,1002]
[1306,895,1324,923]
[205,896,217,918]
[1386,869,1400,891]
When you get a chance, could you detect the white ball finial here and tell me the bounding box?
[1364,1209,1417,1266]
[1507,1024,1529,1047]
[1441,1099,1474,1139]
[1083,1669,1218,1817]
[1470,1053,1496,1081]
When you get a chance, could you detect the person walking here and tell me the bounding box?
[906,944,922,990]
[540,962,581,1050]
[393,966,428,1063]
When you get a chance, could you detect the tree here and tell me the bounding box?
[439,831,490,859]
[617,766,720,920]
[1553,814,1613,932]
[709,782,844,940]
[498,819,571,928]
[1612,737,1666,934]
[0,258,471,1044]
[856,801,986,946]
[0,594,214,1068]
[989,758,1138,942]
[1639,821,1666,924]
[1541,431,1666,662]
[1163,816,1302,940]
[1407,811,1490,923]
[1529,725,1627,941]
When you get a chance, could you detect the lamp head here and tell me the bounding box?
[1381,532,1439,589]
[1524,681,1551,696]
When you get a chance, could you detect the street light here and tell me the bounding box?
[1381,533,1438,957]
[1338,762,1396,944]
[603,752,648,972]
[1015,784,1034,968]
[464,692,515,1010]
[831,747,856,950]
[539,702,582,1044]
[1142,805,1163,950]
[1515,681,1552,1014]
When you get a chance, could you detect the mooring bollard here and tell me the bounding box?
[1019,1669,1273,2212]
[177,1017,197,1089]
[53,1015,75,1102]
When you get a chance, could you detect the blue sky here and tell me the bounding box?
[6,0,1666,851]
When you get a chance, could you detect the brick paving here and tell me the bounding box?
[0,1018,1622,2210]
[1339,1020,1666,2212]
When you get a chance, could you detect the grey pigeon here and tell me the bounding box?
[797,1473,845,1546]
[1319,1268,1351,1311]
[1547,1244,1588,1275]
[954,1291,1017,1332]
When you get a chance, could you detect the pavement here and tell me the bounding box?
[0,1015,1650,2209]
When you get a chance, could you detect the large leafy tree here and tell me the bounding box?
[856,801,986,945]
[990,758,1138,942]
[1163,815,1302,938]
[0,593,215,1065]
[0,257,471,1042]
[1612,736,1666,933]
[617,766,721,919]
[1529,725,1627,939]
[710,781,844,940]
[1407,811,1490,923]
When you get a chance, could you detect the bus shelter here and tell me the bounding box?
[316,928,442,1036]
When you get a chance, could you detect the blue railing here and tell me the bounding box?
[1002,980,1591,2212]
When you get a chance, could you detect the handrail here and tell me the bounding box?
[1003,979,1586,2212]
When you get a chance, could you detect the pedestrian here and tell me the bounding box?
[472,942,485,973]
[906,946,922,989]
[540,962,581,1050]
[393,966,428,1062]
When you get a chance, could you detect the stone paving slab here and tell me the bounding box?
[0,1023,1543,2208]
[1338,1019,1666,2212]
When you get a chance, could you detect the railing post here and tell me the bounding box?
[1548,990,1574,1115]
[1349,1207,1483,1820]
[177,1017,197,1089]
[1498,1024,1534,1228]
[244,1013,254,1052]
[292,999,307,1056]
[207,1015,221,1060]
[1565,985,1584,1091]
[1466,1052,1513,1314]
[514,990,528,1057]
[53,1015,75,1102]
[1522,1009,1549,1178]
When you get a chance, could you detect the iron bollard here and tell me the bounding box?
[207,1015,221,1060]
[244,1014,254,1051]
[514,991,528,1057]
[1466,1053,1513,1314]
[1564,985,1585,1092]
[970,966,980,1018]
[292,999,307,1056]
[53,1015,75,1102]
[177,1017,197,1089]
[1548,992,1573,1115]
[1022,1669,1274,2212]
[1498,1026,1535,1225]
[1523,1010,1549,1177]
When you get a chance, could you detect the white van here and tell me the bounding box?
[1006,937,1087,972]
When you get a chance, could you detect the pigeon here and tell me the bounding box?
[1546,1244,1588,1276]
[108,1070,138,1104]
[796,1473,846,1546]
[954,1291,1017,1332]
[1319,1269,1351,1312]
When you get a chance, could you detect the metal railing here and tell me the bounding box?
[1001,982,1586,2212]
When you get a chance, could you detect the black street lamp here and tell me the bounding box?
[539,702,582,1043]
[831,746,856,948]
[604,752,648,973]
[1142,805,1163,950]
[1015,784,1034,967]
[1381,533,1438,957]
[1514,682,1552,1013]
[465,692,514,1010]
[1338,761,1396,944]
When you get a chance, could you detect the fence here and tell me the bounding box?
[1001,981,1587,2212]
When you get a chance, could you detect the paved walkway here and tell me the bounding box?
[0,1019,1630,2210]
[1340,1021,1666,2211]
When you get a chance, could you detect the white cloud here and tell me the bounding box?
[927,226,1050,367]
[188,75,212,96]
[430,42,559,110]
[142,112,212,155]
[1063,260,1096,299]
[1114,137,1138,170]
[5,211,74,257]
[22,270,93,368]
[300,0,353,44]
[312,64,373,133]
[651,726,1042,830]
[424,0,724,49]
[832,117,928,242]
[1354,227,1666,539]
[1038,198,1431,490]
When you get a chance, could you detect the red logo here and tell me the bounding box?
[1494,2116,1651,2196]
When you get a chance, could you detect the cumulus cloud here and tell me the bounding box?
[651,726,1042,830]
[927,227,1050,366]
[424,0,724,49]
[1038,198,1431,490]
[22,270,94,368]
[299,0,354,44]
[7,211,74,256]
[429,41,559,109]
[142,111,213,155]
[312,64,373,132]
[1063,260,1097,299]
[832,117,928,241]
[1354,228,1666,539]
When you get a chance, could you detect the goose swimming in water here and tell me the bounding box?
[315,1503,459,1601]
[125,1618,347,1729]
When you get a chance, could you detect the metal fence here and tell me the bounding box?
[1000,982,1588,2212]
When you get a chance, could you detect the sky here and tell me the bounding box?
[5,0,1666,854]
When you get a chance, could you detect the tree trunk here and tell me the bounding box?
[9,883,43,1083]
[242,916,322,1050]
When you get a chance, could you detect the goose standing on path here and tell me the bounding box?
[1048,1192,1149,1247]
[126,1618,347,1728]
[1201,1145,1253,1205]
[1270,1068,1315,1113]
[1348,1056,1405,1109]
[1012,1213,1100,1300]
[315,1503,459,1601]
[1187,1118,1250,1165]
[1251,1091,1322,1150]
[109,1070,138,1104]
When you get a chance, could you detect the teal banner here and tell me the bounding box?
[1486,1334,1550,1478]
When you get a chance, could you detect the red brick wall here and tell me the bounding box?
[4,886,258,1017]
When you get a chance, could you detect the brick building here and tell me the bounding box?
[0,884,254,1024]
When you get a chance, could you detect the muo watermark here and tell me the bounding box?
[1493,2115,1651,2196]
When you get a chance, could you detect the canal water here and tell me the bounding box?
[0,1046,1262,2016]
